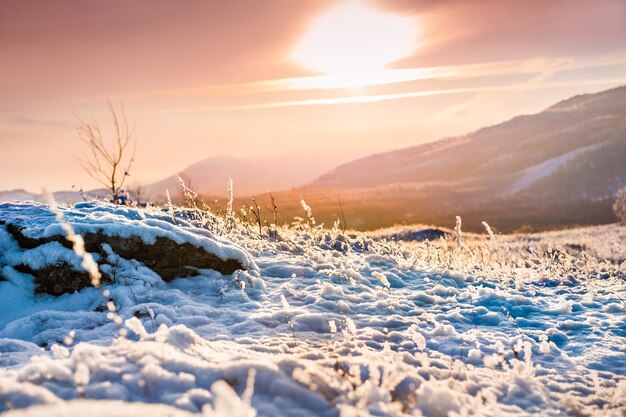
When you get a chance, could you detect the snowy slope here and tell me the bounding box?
[507,141,609,194]
[1,203,625,416]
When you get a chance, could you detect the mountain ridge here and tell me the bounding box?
[310,85,626,201]
[145,154,343,198]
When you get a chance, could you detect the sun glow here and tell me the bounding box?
[291,2,419,76]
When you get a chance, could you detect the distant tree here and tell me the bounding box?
[613,187,626,225]
[75,102,136,202]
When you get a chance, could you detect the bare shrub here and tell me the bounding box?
[75,102,136,201]
[613,187,626,225]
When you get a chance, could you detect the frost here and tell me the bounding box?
[329,320,337,334]
[407,324,426,350]
[345,317,357,336]
[371,271,390,290]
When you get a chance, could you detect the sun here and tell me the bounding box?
[290,2,419,75]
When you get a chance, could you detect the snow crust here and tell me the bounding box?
[0,203,625,416]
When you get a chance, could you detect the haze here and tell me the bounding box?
[1,0,625,191]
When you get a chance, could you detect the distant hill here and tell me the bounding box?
[229,86,626,232]
[146,155,339,199]
[312,85,626,201]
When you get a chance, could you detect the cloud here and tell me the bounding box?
[8,116,73,128]
[125,49,626,114]
[126,56,580,99]
[139,76,626,116]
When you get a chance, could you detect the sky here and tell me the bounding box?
[1,0,626,192]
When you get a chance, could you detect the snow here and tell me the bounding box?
[0,203,625,416]
[508,141,608,194]
[0,190,108,206]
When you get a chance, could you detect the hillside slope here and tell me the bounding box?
[146,155,339,198]
[313,86,626,200]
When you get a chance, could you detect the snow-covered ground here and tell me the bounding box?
[1,202,625,417]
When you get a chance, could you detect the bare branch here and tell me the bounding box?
[74,103,137,201]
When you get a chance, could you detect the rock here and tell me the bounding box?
[0,202,256,296]
[12,263,110,296]
[386,228,450,242]
[4,226,246,280]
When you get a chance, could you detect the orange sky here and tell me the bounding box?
[1,0,626,191]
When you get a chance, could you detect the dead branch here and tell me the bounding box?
[75,101,136,201]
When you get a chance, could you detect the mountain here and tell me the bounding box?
[156,86,624,232]
[146,155,339,199]
[313,86,626,200]
[290,86,624,230]
[214,85,623,232]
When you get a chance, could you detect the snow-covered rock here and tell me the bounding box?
[0,202,256,295]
